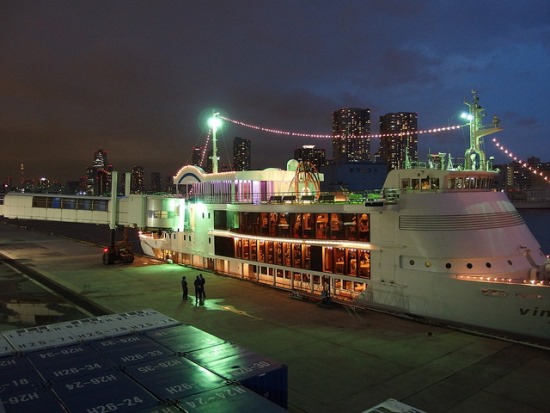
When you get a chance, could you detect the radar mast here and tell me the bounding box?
[464,90,502,171]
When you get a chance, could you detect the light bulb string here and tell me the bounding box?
[219,115,464,139]
[492,137,549,182]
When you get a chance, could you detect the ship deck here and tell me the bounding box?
[0,221,549,413]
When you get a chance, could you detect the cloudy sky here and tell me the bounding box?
[2,1,550,184]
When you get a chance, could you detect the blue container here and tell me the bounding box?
[90,333,161,352]
[198,352,288,408]
[93,341,173,367]
[51,370,159,412]
[125,355,226,400]
[184,342,247,365]
[27,344,114,382]
[27,343,99,364]
[0,356,42,394]
[145,325,224,353]
[177,384,287,413]
[0,387,66,413]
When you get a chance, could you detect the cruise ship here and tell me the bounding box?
[2,92,550,342]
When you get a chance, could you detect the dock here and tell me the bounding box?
[0,220,549,413]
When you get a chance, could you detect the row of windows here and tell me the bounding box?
[221,212,371,241]
[233,238,371,278]
[448,176,494,189]
[400,176,494,191]
[263,269,367,293]
[32,196,109,211]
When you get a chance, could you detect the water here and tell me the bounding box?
[518,208,550,254]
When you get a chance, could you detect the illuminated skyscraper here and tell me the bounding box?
[93,148,109,170]
[87,148,113,195]
[379,112,418,170]
[192,146,203,167]
[232,137,251,171]
[332,108,371,163]
[131,166,145,194]
[506,157,550,189]
[294,145,325,171]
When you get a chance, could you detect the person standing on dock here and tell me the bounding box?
[181,276,188,300]
[194,275,203,305]
[199,274,206,301]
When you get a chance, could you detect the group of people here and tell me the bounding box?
[180,274,206,305]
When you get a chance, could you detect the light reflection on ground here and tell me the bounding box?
[0,260,89,331]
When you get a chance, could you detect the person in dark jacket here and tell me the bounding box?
[199,274,206,301]
[181,276,188,300]
[194,275,203,305]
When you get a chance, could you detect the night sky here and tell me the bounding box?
[2,1,550,185]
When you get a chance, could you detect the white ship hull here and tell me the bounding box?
[138,188,550,342]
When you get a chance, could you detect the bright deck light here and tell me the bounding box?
[208,114,222,130]
[460,112,473,121]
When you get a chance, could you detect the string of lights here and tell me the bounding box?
[219,115,465,139]
[199,132,211,167]
[492,137,549,182]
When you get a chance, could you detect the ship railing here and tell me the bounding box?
[184,190,398,205]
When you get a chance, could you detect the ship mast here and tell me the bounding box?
[463,90,502,171]
[208,112,222,174]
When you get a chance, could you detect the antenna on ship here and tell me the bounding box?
[208,111,222,174]
[462,90,502,171]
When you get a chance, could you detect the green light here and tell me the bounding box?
[208,114,222,130]
[460,112,473,121]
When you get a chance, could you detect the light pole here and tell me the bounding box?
[208,112,222,174]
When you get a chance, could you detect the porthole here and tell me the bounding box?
[467,263,473,269]
[445,263,452,269]
[425,261,431,268]
[409,260,415,265]
[486,262,492,268]
[507,260,513,265]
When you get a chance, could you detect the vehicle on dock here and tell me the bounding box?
[103,240,134,265]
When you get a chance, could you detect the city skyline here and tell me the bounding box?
[2,2,550,183]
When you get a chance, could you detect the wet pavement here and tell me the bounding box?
[0,249,90,331]
[0,220,549,413]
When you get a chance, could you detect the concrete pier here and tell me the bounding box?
[0,220,549,413]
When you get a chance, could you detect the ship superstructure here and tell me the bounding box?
[2,92,550,341]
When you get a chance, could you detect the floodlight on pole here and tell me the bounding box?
[460,112,473,122]
[208,112,222,174]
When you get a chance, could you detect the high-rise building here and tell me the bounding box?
[294,145,326,171]
[151,172,162,193]
[131,166,145,194]
[165,174,175,194]
[332,108,371,163]
[93,148,109,170]
[87,148,113,195]
[232,137,251,171]
[379,112,418,170]
[506,157,550,190]
[192,146,203,167]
